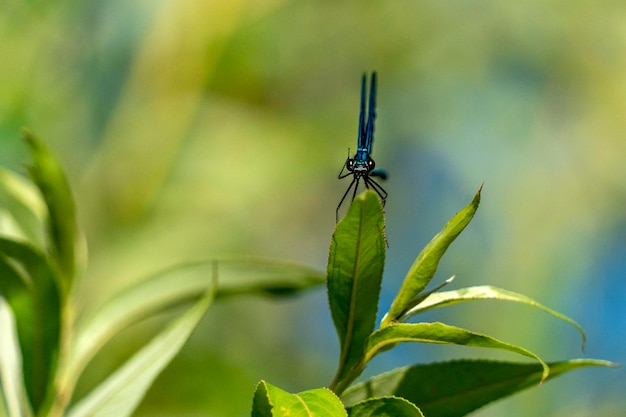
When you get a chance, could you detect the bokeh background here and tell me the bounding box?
[1,1,624,416]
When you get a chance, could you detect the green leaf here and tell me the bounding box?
[342,359,618,417]
[326,191,386,391]
[215,258,325,298]
[64,262,218,392]
[365,322,549,381]
[0,167,46,248]
[0,298,33,417]
[347,397,424,417]
[64,258,319,391]
[22,130,79,292]
[402,285,586,349]
[0,239,61,413]
[381,186,481,328]
[0,261,32,416]
[66,289,215,417]
[251,381,347,417]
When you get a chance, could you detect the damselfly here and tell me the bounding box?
[336,72,387,222]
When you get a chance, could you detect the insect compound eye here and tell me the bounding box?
[346,159,355,171]
[368,159,376,171]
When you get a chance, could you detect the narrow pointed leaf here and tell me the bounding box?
[22,130,78,292]
[347,397,424,417]
[66,258,318,389]
[215,258,324,298]
[327,191,386,389]
[66,262,218,389]
[252,381,347,417]
[402,285,586,349]
[0,239,61,412]
[0,298,33,417]
[0,167,46,248]
[365,322,549,381]
[382,186,481,327]
[342,359,618,416]
[397,275,455,316]
[66,289,215,417]
[0,259,33,415]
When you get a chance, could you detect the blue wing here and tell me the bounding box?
[357,73,367,151]
[364,72,377,154]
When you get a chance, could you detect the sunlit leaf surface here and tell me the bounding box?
[0,167,46,248]
[252,381,347,417]
[0,298,33,417]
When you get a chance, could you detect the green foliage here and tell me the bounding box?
[403,285,586,349]
[22,130,79,294]
[365,322,548,381]
[347,397,424,417]
[381,185,482,327]
[0,133,325,417]
[252,381,346,417]
[252,188,616,416]
[0,167,46,249]
[66,293,214,417]
[342,359,617,416]
[0,133,616,417]
[0,239,61,413]
[327,192,386,391]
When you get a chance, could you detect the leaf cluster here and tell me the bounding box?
[252,190,616,417]
[0,132,616,417]
[0,132,325,417]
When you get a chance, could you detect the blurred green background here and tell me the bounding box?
[1,0,624,416]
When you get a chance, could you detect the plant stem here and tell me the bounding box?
[329,359,365,397]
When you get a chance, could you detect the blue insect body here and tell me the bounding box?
[337,72,388,221]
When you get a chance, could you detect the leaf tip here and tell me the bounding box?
[474,183,483,203]
[21,128,38,148]
[539,363,550,384]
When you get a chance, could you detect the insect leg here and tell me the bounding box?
[351,176,361,203]
[365,176,388,206]
[336,176,357,222]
